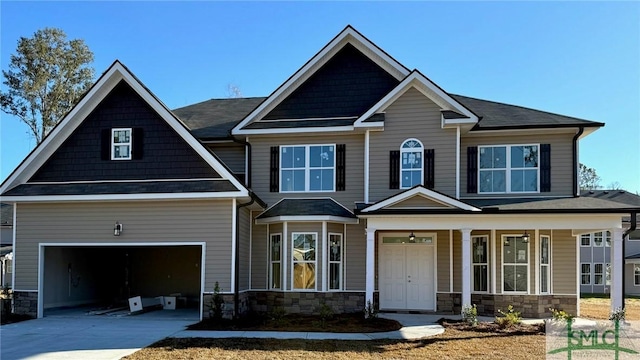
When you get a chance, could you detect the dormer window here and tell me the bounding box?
[400,139,423,189]
[112,128,132,160]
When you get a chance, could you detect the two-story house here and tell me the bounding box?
[1,26,638,320]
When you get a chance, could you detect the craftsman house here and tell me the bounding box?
[2,26,638,320]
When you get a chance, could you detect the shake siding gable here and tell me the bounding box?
[369,87,457,203]
[14,200,233,291]
[30,81,221,182]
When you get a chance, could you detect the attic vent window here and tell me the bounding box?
[112,128,132,160]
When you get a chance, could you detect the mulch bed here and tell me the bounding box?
[188,312,402,333]
[437,318,545,335]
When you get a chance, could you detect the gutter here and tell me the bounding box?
[622,212,638,309]
[234,196,255,318]
[572,126,584,197]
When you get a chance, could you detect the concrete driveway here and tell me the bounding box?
[0,309,198,360]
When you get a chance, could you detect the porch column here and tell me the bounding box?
[460,228,472,309]
[610,228,624,311]
[365,227,376,310]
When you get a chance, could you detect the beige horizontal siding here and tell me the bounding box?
[345,222,366,291]
[552,229,577,294]
[437,230,451,292]
[15,200,233,292]
[250,134,364,208]
[370,87,457,202]
[238,207,251,291]
[388,196,450,209]
[460,133,575,198]
[251,216,268,290]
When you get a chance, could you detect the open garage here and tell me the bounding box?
[40,244,203,317]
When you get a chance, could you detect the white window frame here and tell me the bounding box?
[634,264,640,286]
[593,263,604,285]
[5,259,12,274]
[328,233,343,291]
[580,234,591,247]
[502,235,529,293]
[472,235,489,293]
[540,235,551,294]
[581,263,592,285]
[269,233,282,290]
[605,231,611,247]
[478,144,540,194]
[111,128,132,160]
[291,232,317,291]
[400,138,424,189]
[280,145,335,192]
[593,232,604,247]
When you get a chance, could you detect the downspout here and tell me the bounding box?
[230,136,252,188]
[234,195,255,318]
[622,212,637,309]
[572,126,584,196]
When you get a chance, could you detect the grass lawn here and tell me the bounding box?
[579,297,640,320]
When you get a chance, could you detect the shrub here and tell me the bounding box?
[210,282,224,320]
[495,305,521,328]
[363,300,378,319]
[609,307,626,322]
[461,304,478,326]
[316,301,334,328]
[550,308,574,323]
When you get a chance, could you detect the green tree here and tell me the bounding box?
[1,28,95,144]
[579,163,601,190]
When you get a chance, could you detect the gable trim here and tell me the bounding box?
[361,186,481,213]
[0,61,248,196]
[354,70,479,127]
[231,26,410,135]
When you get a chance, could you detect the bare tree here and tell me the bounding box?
[579,163,601,190]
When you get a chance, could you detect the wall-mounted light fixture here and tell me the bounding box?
[409,231,416,243]
[114,221,123,236]
[522,231,530,243]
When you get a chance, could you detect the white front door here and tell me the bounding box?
[379,238,435,311]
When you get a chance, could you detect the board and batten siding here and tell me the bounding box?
[14,200,233,292]
[460,133,575,198]
[369,87,457,202]
[238,206,251,291]
[250,133,364,208]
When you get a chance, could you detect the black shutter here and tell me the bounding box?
[467,146,478,193]
[424,149,435,189]
[389,150,400,189]
[336,144,346,191]
[540,144,551,192]
[101,129,110,160]
[270,146,279,192]
[133,128,144,160]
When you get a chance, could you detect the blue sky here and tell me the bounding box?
[1,1,639,193]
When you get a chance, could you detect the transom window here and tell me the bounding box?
[328,233,343,291]
[281,145,335,192]
[292,233,316,290]
[269,233,282,289]
[540,235,550,293]
[580,234,591,246]
[503,236,529,292]
[479,145,539,193]
[111,128,132,160]
[472,236,488,292]
[400,139,423,188]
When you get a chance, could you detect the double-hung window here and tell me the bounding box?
[581,264,591,285]
[400,139,423,188]
[540,235,550,293]
[635,265,640,286]
[502,235,528,292]
[292,233,316,290]
[269,234,282,289]
[594,263,604,285]
[281,145,335,192]
[472,236,488,292]
[111,128,132,160]
[479,144,539,193]
[328,233,343,291]
[593,232,604,247]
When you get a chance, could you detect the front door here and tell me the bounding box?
[379,236,435,311]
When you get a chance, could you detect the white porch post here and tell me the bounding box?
[365,227,376,310]
[461,228,472,308]
[610,227,624,311]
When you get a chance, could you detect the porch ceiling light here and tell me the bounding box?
[522,231,530,243]
[409,231,416,243]
[114,221,123,236]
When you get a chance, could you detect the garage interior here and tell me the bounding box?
[42,245,202,315]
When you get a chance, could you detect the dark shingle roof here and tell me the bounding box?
[581,190,640,207]
[173,97,265,139]
[245,118,356,129]
[465,196,640,213]
[3,180,237,196]
[627,252,640,259]
[257,198,356,219]
[451,94,603,130]
[0,204,12,226]
[441,110,469,120]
